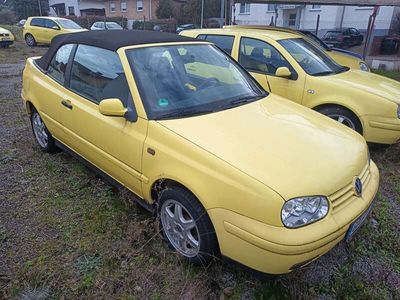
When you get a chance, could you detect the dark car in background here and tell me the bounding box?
[300,30,363,59]
[322,28,364,49]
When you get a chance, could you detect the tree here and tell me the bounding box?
[177,0,221,26]
[156,0,174,19]
[0,8,16,25]
[6,0,49,20]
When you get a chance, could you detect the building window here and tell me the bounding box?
[239,3,250,14]
[267,4,276,12]
[110,2,116,13]
[68,6,75,15]
[121,2,127,12]
[311,5,321,10]
[137,0,143,11]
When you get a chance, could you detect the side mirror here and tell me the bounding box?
[275,67,292,78]
[99,98,127,117]
[52,25,60,30]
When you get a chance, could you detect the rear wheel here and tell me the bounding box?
[316,106,363,134]
[158,186,219,265]
[25,34,36,47]
[30,108,57,153]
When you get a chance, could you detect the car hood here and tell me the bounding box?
[332,69,400,105]
[158,95,367,200]
[0,27,12,35]
[62,28,88,33]
[331,48,363,59]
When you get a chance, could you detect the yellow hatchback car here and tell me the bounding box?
[181,27,400,144]
[22,31,379,274]
[23,16,86,47]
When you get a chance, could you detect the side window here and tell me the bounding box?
[196,34,234,54]
[239,37,290,75]
[70,45,130,105]
[47,44,74,84]
[31,18,45,27]
[45,19,58,29]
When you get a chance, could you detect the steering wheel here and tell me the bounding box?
[196,77,220,90]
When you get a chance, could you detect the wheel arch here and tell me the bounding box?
[150,178,201,206]
[312,102,364,134]
[26,100,35,115]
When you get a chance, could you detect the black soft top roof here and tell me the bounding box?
[36,30,200,70]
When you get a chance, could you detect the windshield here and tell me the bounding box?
[303,32,329,50]
[126,44,266,120]
[107,22,123,29]
[57,19,82,29]
[279,38,348,76]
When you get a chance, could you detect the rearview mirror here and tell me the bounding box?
[275,67,292,78]
[99,98,127,117]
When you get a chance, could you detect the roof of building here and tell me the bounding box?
[36,30,199,70]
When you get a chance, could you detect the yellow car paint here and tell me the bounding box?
[181,28,400,144]
[328,50,366,71]
[23,17,86,45]
[22,40,379,274]
[222,25,369,71]
[0,26,15,47]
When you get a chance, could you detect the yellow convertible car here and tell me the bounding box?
[22,31,379,274]
[23,16,86,47]
[181,27,400,144]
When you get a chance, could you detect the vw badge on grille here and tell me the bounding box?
[353,177,363,197]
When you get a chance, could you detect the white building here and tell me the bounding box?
[233,3,400,37]
[49,0,106,17]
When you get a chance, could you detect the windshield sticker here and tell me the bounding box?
[158,98,169,107]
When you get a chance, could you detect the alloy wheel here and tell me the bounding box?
[160,199,201,257]
[32,112,48,148]
[327,113,356,130]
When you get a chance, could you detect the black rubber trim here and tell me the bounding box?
[54,139,154,213]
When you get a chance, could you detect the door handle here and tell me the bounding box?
[61,100,73,110]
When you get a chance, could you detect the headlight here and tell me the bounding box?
[281,196,329,228]
[359,62,370,72]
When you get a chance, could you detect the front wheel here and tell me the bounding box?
[30,108,57,153]
[317,106,363,134]
[158,186,219,265]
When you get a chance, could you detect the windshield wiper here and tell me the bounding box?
[220,95,265,109]
[335,66,350,74]
[157,108,215,120]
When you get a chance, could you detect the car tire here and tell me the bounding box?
[158,186,219,265]
[30,108,57,153]
[317,106,363,134]
[25,34,36,47]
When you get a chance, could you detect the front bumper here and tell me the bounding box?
[208,161,379,274]
[362,115,400,144]
[0,39,14,47]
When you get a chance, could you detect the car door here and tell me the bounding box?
[237,36,305,103]
[37,43,75,141]
[60,44,147,196]
[44,19,60,43]
[29,18,46,42]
